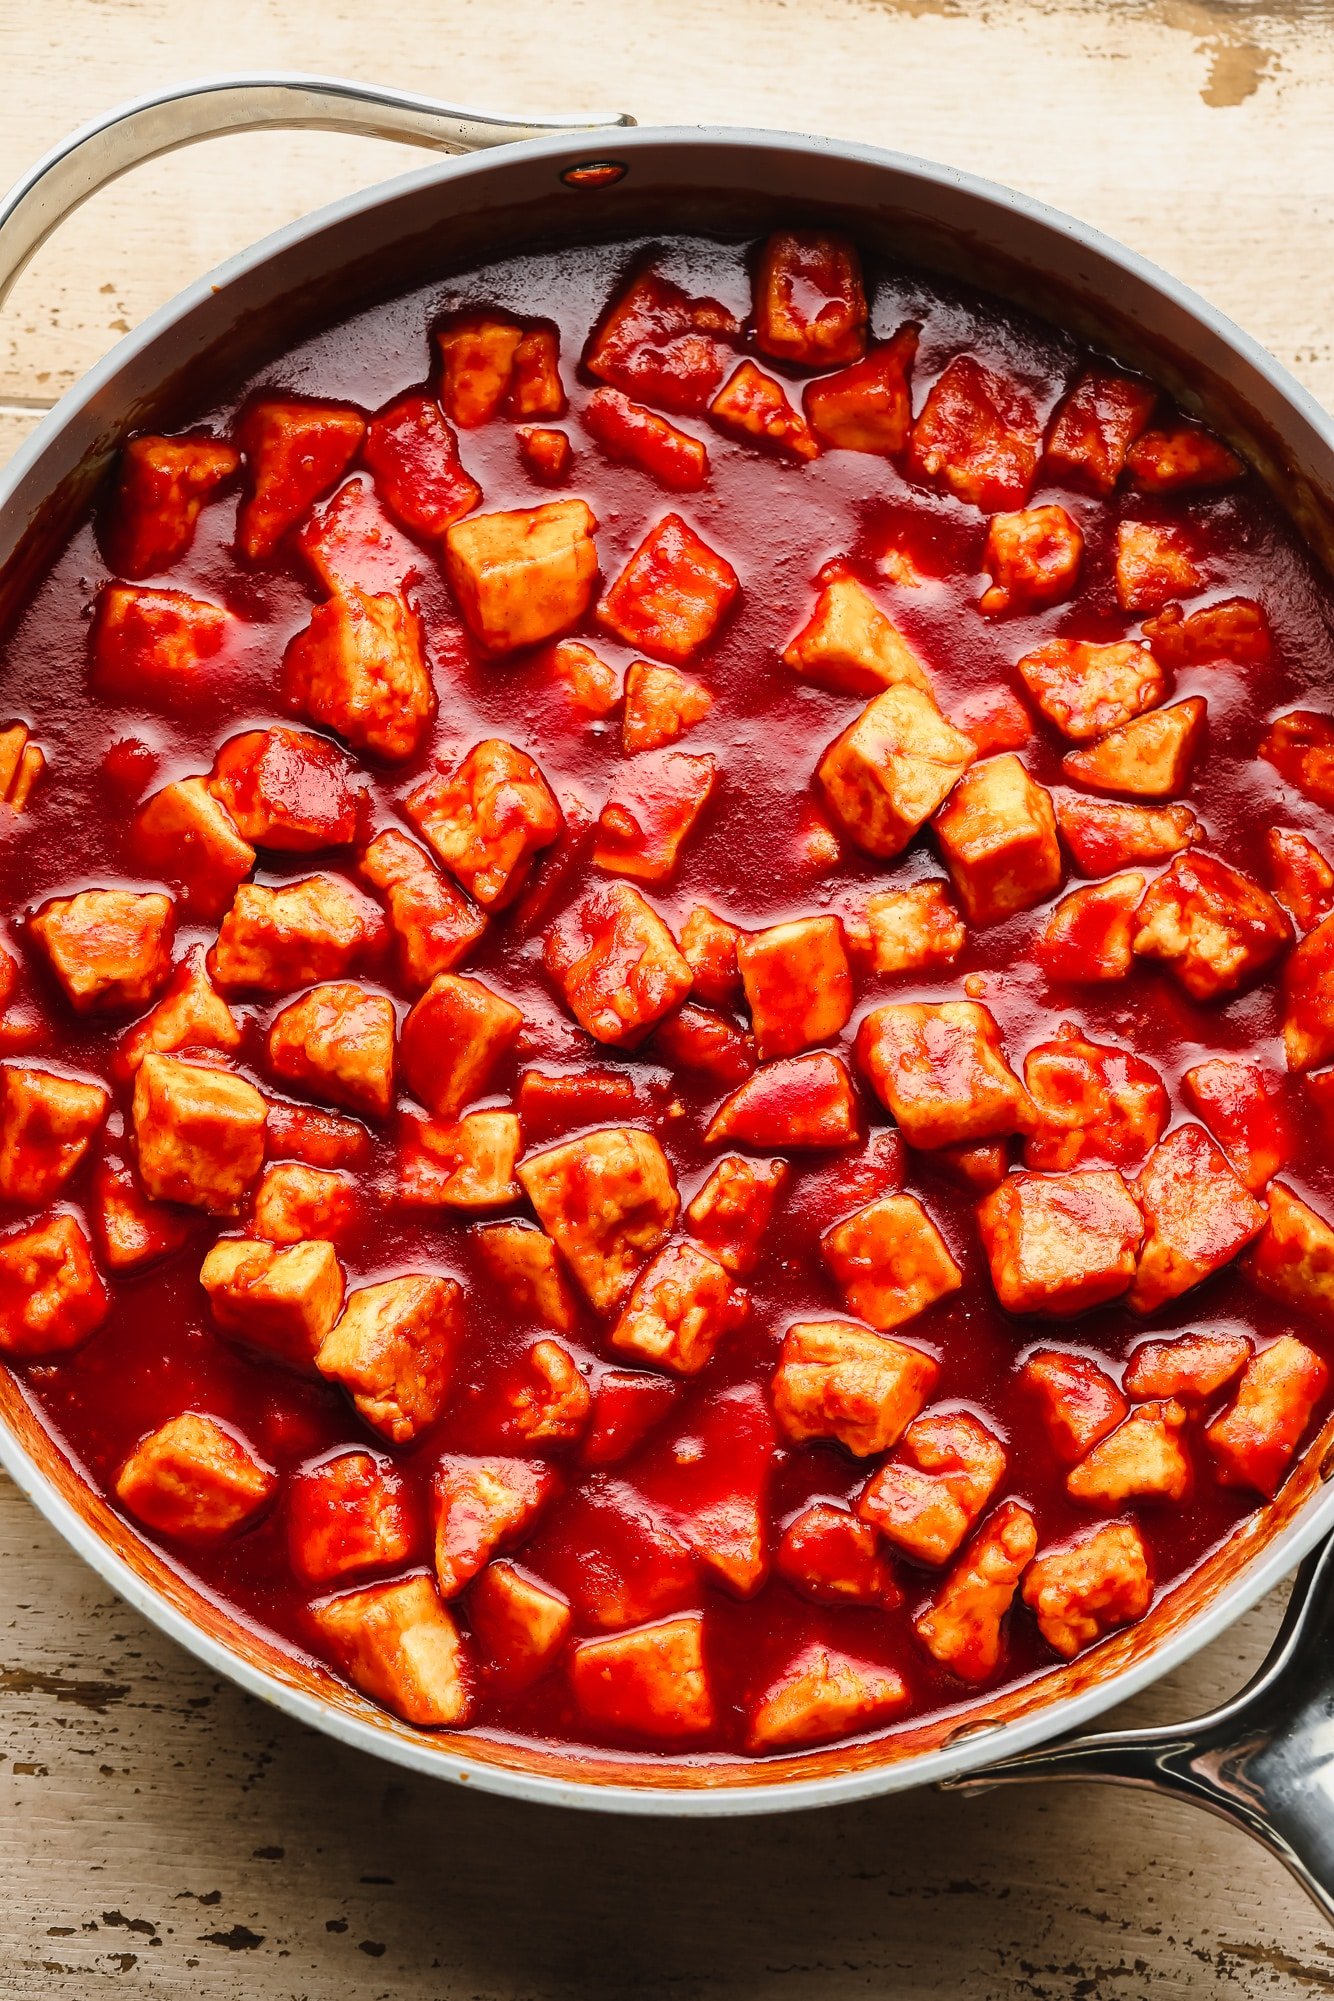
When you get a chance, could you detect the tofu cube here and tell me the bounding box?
[132,1054,267,1212]
[92,1152,197,1271]
[583,385,709,492]
[236,398,365,560]
[1124,1329,1251,1403]
[598,513,738,663]
[907,355,1041,511]
[0,722,43,812]
[509,328,566,419]
[622,661,713,753]
[286,1450,413,1586]
[282,587,433,762]
[951,686,1040,757]
[0,1064,108,1203]
[803,325,918,454]
[1126,421,1243,492]
[1206,1335,1329,1495]
[445,500,598,653]
[397,1108,521,1211]
[399,972,522,1123]
[771,1317,938,1456]
[252,1161,356,1244]
[856,1409,1006,1565]
[1260,709,1334,813]
[1130,1123,1266,1314]
[473,1221,579,1333]
[1022,1028,1167,1172]
[1063,697,1206,799]
[679,904,744,1005]
[593,747,717,882]
[363,390,481,536]
[818,685,975,859]
[855,1000,1032,1149]
[432,1455,558,1597]
[977,1169,1145,1315]
[1267,826,1334,933]
[436,311,523,426]
[515,1067,640,1144]
[515,427,572,487]
[1181,1058,1292,1191]
[500,1338,591,1444]
[1055,794,1198,875]
[585,265,740,415]
[266,981,396,1118]
[1246,1182,1334,1325]
[545,880,692,1045]
[1114,521,1203,613]
[296,474,421,597]
[782,574,930,698]
[913,1500,1038,1683]
[0,1212,109,1356]
[470,1561,572,1689]
[684,1154,789,1275]
[705,1052,862,1150]
[843,881,964,977]
[1066,1399,1190,1507]
[1133,850,1290,999]
[775,1502,900,1607]
[580,1369,681,1467]
[823,1194,962,1330]
[517,1126,679,1312]
[102,432,239,578]
[1021,1522,1153,1658]
[311,1575,470,1727]
[609,1240,745,1375]
[1019,1349,1127,1462]
[406,738,562,909]
[1282,912,1334,1070]
[551,636,623,716]
[209,875,385,996]
[979,504,1083,616]
[206,726,360,851]
[1017,639,1165,742]
[1145,595,1273,670]
[263,1100,372,1171]
[933,753,1061,924]
[1042,367,1155,494]
[753,230,866,367]
[201,1236,345,1369]
[116,1412,275,1541]
[745,1643,907,1752]
[737,915,852,1059]
[129,776,255,920]
[708,360,818,461]
[1036,872,1146,984]
[90,584,231,707]
[115,950,241,1079]
[570,1613,715,1742]
[358,828,487,988]
[316,1273,465,1444]
[30,888,174,1013]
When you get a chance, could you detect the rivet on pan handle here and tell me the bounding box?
[0,73,637,310]
[941,1532,1334,1927]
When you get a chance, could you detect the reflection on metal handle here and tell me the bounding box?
[943,1535,1334,1925]
[0,72,635,308]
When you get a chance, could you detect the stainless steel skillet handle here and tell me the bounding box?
[943,1534,1334,1926]
[0,73,636,309]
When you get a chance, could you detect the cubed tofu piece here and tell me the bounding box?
[545,880,692,1046]
[358,828,486,988]
[287,1451,413,1586]
[1132,851,1290,1000]
[783,575,930,699]
[708,360,819,460]
[908,355,1041,511]
[1042,368,1155,495]
[1246,1182,1334,1326]
[955,687,1036,759]
[746,1643,907,1752]
[1019,1349,1127,1463]
[252,1161,357,1244]
[0,1213,108,1356]
[772,1317,938,1456]
[1124,1330,1251,1403]
[598,514,738,663]
[518,1126,679,1312]
[1063,697,1206,799]
[856,1001,1031,1149]
[1126,421,1243,492]
[363,391,481,536]
[0,1064,108,1203]
[1181,1058,1291,1191]
[1260,710,1334,812]
[736,915,852,1060]
[1130,1124,1266,1314]
[776,1501,901,1607]
[499,1338,591,1445]
[1114,521,1203,614]
[584,384,709,491]
[129,776,255,920]
[706,1052,863,1150]
[622,661,713,753]
[236,398,365,560]
[594,747,717,883]
[585,264,740,415]
[1021,1522,1153,1658]
[436,311,523,426]
[281,587,434,762]
[266,982,396,1119]
[844,881,966,976]
[263,1100,372,1172]
[208,875,385,996]
[115,950,242,1079]
[1022,1028,1167,1172]
[819,685,975,859]
[116,1412,274,1541]
[399,972,522,1122]
[432,1456,558,1597]
[932,753,1061,925]
[1206,1335,1328,1495]
[102,432,240,577]
[580,1369,681,1467]
[685,1155,788,1275]
[473,1221,579,1333]
[0,722,44,812]
[201,1236,345,1369]
[207,727,360,852]
[514,426,569,484]
[1036,872,1146,984]
[914,1501,1038,1683]
[978,1169,1145,1315]
[406,739,562,909]
[89,584,231,706]
[1143,595,1273,671]
[823,1194,962,1331]
[1055,794,1198,876]
[979,505,1083,616]
[398,1108,521,1211]
[857,1410,1006,1565]
[680,904,743,1005]
[516,1067,641,1145]
[571,1613,715,1741]
[550,637,623,717]
[92,1151,197,1272]
[609,1240,745,1375]
[132,1054,267,1212]
[1282,912,1334,1070]
[445,500,598,654]
[297,475,422,597]
[1017,639,1165,743]
[753,230,866,367]
[316,1274,465,1444]
[311,1575,470,1726]
[470,1561,572,1689]
[803,325,918,454]
[653,1001,757,1087]
[510,329,565,422]
[1267,827,1334,933]
[1067,1399,1190,1507]
[29,888,174,1013]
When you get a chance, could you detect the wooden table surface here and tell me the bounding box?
[3,1,1334,1992]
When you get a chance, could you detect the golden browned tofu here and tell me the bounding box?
[818,685,974,858]
[30,888,175,1013]
[357,827,487,988]
[501,1338,592,1445]
[266,981,396,1118]
[281,587,434,761]
[0,1212,109,1356]
[771,1318,938,1456]
[622,660,714,753]
[913,1501,1037,1683]
[1206,1335,1328,1495]
[200,1236,345,1369]
[397,1108,521,1210]
[843,881,965,975]
[1062,698,1205,798]
[545,881,692,1046]
[706,1051,862,1151]
[116,950,241,1079]
[115,1412,274,1542]
[470,1560,572,1689]
[209,875,385,996]
[445,500,598,653]
[1022,1522,1152,1658]
[132,1054,267,1212]
[551,638,622,717]
[1016,638,1165,741]
[472,1220,579,1333]
[251,1162,356,1244]
[1054,794,1198,876]
[92,1153,197,1273]
[1123,1329,1250,1404]
[1283,912,1334,1071]
[593,747,718,884]
[597,514,738,664]
[737,915,853,1060]
[684,1154,789,1275]
[432,1456,558,1597]
[709,359,819,460]
[608,1240,744,1375]
[782,576,931,697]
[977,1169,1144,1315]
[570,1613,715,1742]
[1021,1027,1167,1173]
[746,1642,907,1751]
[857,1410,1006,1565]
[406,739,562,909]
[823,1194,962,1330]
[399,971,523,1122]
[1133,851,1291,1001]
[1066,1399,1190,1507]
[1020,1349,1127,1462]
[316,1274,464,1443]
[0,1064,108,1203]
[979,505,1083,616]
[1036,872,1146,984]
[1246,1182,1334,1325]
[933,753,1061,925]
[1130,1124,1265,1314]
[311,1576,470,1726]
[856,1000,1032,1149]
[1114,520,1202,612]
[0,721,45,812]
[129,775,256,920]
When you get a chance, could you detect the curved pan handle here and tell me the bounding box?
[0,72,636,309]
[943,1533,1334,1925]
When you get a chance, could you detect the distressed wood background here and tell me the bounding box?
[2,0,1334,1992]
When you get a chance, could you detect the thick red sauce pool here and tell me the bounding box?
[2,229,1333,1765]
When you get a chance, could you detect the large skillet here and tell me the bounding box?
[4,73,1334,1911]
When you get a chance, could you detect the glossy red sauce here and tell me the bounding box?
[2,230,1333,1764]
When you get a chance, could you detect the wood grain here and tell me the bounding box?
[4,1,1334,1990]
